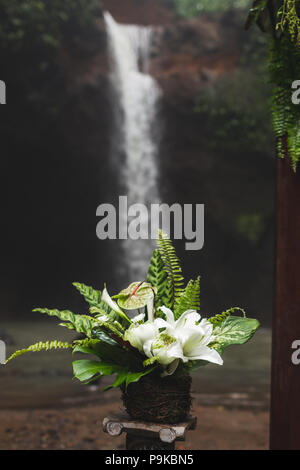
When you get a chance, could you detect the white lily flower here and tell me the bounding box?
[124,321,159,353]
[144,333,184,366]
[157,306,223,366]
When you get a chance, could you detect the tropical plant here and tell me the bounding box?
[5,231,259,387]
[246,0,300,170]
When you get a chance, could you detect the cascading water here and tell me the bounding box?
[104,12,161,281]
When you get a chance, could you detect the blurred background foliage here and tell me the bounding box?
[0,0,102,112]
[169,0,252,16]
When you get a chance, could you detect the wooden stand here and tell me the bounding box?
[103,412,197,450]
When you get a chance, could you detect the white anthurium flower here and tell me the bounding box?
[157,306,223,366]
[101,286,131,323]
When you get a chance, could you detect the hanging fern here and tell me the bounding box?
[174,276,201,320]
[72,282,102,307]
[156,230,184,308]
[287,114,300,169]
[248,0,300,171]
[5,340,74,363]
[277,0,300,43]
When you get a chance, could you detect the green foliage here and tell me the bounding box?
[156,230,184,308]
[33,308,98,337]
[5,340,74,363]
[174,0,251,17]
[147,249,172,309]
[195,65,272,156]
[208,307,246,326]
[235,213,264,243]
[210,315,260,354]
[174,277,201,319]
[268,34,300,169]
[91,318,124,337]
[248,0,300,170]
[0,0,102,112]
[72,359,155,388]
[72,282,102,307]
[277,0,300,42]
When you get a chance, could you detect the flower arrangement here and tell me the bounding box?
[6,230,259,423]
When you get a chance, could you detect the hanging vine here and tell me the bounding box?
[247,0,300,170]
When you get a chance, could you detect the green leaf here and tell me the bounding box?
[208,307,246,327]
[210,316,260,354]
[33,308,98,337]
[114,281,156,310]
[174,276,200,319]
[72,282,102,307]
[147,249,170,309]
[72,359,156,389]
[157,230,184,308]
[72,359,121,382]
[6,340,74,363]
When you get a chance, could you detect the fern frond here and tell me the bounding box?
[94,320,124,338]
[72,282,102,307]
[160,277,174,310]
[5,340,74,363]
[174,276,201,320]
[287,117,300,171]
[157,230,184,308]
[147,249,169,309]
[33,308,98,337]
[208,307,246,327]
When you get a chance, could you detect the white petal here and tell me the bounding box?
[158,306,175,326]
[186,344,223,365]
[124,322,158,353]
[101,287,125,316]
[153,318,170,329]
[132,313,145,323]
[143,338,154,358]
[175,310,200,329]
[180,330,204,353]
[153,340,184,366]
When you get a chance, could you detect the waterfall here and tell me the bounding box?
[104,12,161,282]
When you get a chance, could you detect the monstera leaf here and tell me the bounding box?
[210,316,260,355]
[114,281,156,310]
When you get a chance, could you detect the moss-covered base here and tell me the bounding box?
[121,372,192,424]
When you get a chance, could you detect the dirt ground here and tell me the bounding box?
[0,401,269,450]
